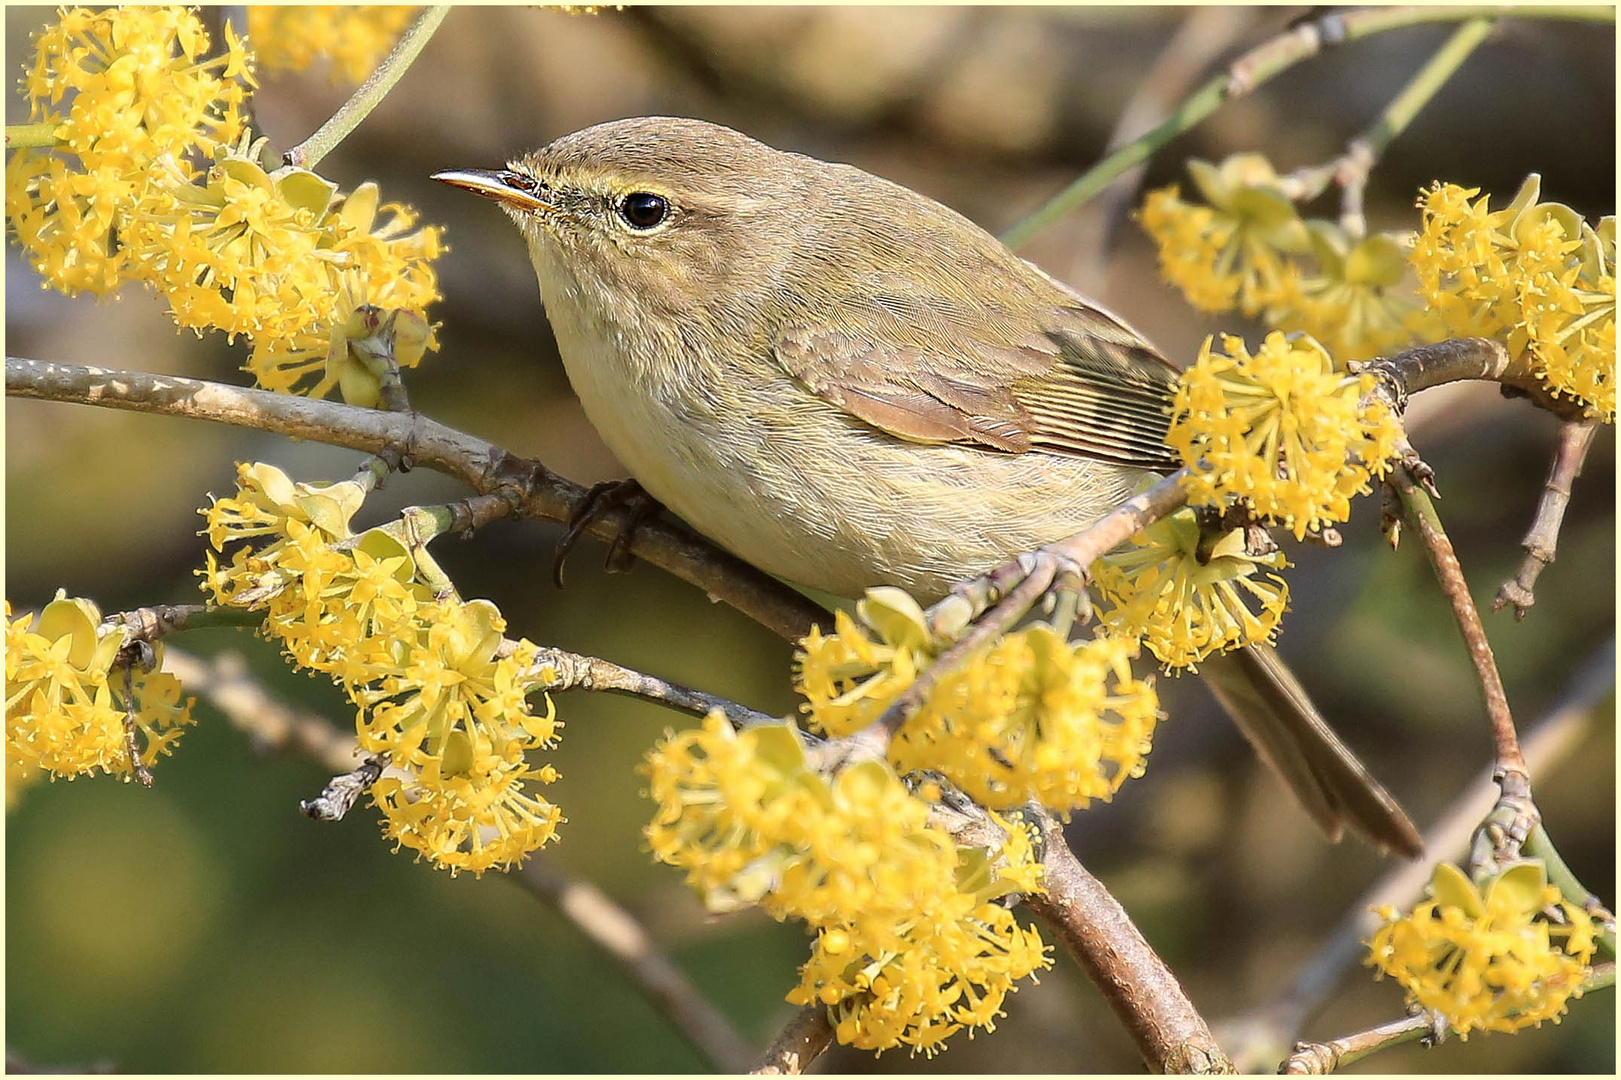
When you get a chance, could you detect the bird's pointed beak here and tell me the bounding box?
[431,168,554,215]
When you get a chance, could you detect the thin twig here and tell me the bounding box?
[299,755,386,821]
[281,6,452,169]
[752,1004,835,1075]
[1023,809,1234,1074]
[5,358,830,643]
[1282,963,1615,1074]
[998,6,1609,248]
[1215,638,1615,1070]
[1494,419,1599,619]
[515,860,755,1072]
[521,645,778,727]
[1282,18,1495,238]
[119,664,155,788]
[1280,1011,1442,1074]
[876,552,1058,736]
[1391,466,1534,868]
[107,603,262,641]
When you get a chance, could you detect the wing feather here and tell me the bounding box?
[772,276,1181,470]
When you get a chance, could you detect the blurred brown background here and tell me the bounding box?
[6,6,1614,1073]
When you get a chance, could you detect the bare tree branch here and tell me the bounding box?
[1023,809,1234,1074]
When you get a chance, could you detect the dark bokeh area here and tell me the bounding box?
[5,7,1614,1073]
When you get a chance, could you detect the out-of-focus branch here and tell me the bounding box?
[518,860,754,1072]
[1494,419,1600,619]
[1281,18,1494,238]
[163,649,362,771]
[1000,5,1610,248]
[6,358,830,643]
[282,6,452,169]
[164,647,751,1072]
[1023,810,1234,1074]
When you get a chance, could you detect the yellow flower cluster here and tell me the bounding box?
[1137,155,1305,316]
[201,462,562,874]
[1167,332,1402,540]
[248,6,418,85]
[889,629,1160,814]
[1367,862,1598,1038]
[1092,508,1289,671]
[1265,224,1447,362]
[1412,176,1615,421]
[130,142,443,396]
[795,589,1160,814]
[643,715,1049,1055]
[6,594,193,783]
[6,6,252,294]
[5,7,444,402]
[795,588,931,738]
[1137,155,1445,362]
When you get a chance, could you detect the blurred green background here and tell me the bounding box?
[6,6,1614,1073]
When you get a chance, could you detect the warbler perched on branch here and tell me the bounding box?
[435,116,1422,857]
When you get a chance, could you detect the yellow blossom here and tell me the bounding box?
[792,880,1050,1056]
[1167,331,1402,539]
[889,629,1160,814]
[794,588,934,738]
[6,5,253,295]
[128,143,443,381]
[1137,154,1310,316]
[1092,506,1290,671]
[1367,862,1598,1038]
[199,462,563,874]
[248,6,418,84]
[5,593,193,781]
[373,744,563,876]
[1411,176,1615,421]
[644,716,954,926]
[1265,223,1447,362]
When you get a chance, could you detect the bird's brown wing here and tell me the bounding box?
[771,273,1182,471]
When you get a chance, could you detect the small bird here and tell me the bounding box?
[435,116,1422,857]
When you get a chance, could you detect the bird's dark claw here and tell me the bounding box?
[552,479,663,586]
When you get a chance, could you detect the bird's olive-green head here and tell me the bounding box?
[434,117,835,332]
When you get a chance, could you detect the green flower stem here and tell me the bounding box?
[282,5,452,169]
[1524,823,1618,959]
[999,5,1613,249]
[5,123,61,149]
[1363,18,1494,164]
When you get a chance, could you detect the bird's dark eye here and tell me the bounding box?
[501,169,541,194]
[619,192,668,229]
